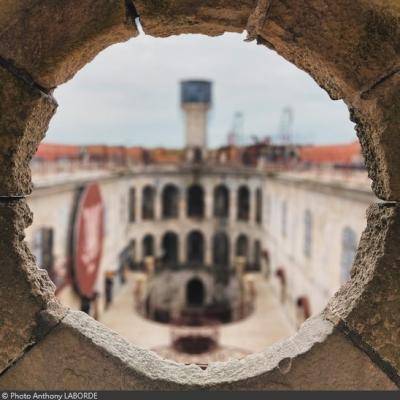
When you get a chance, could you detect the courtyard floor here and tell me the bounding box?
[100,272,295,363]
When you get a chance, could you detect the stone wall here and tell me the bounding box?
[264,174,374,327]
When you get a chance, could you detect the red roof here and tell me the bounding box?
[35,143,81,161]
[298,142,362,165]
[148,148,183,163]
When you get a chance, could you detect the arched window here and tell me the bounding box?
[161,232,179,265]
[142,186,155,220]
[263,249,271,278]
[142,235,154,258]
[275,267,287,303]
[255,188,262,224]
[213,184,229,218]
[187,184,204,218]
[213,232,230,266]
[253,240,262,271]
[281,201,287,238]
[128,187,135,222]
[186,278,205,306]
[187,230,204,264]
[296,296,311,322]
[235,234,249,259]
[237,186,250,221]
[341,227,357,283]
[32,227,54,274]
[265,195,271,226]
[304,209,312,258]
[162,184,179,219]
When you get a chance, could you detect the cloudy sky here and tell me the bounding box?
[46,30,356,148]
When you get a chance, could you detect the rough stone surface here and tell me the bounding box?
[257,0,400,101]
[0,0,138,89]
[135,0,400,100]
[0,200,66,374]
[325,203,400,376]
[134,0,257,37]
[351,74,400,200]
[0,312,395,390]
[0,65,57,196]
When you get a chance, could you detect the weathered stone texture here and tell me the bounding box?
[0,200,65,374]
[325,203,400,374]
[0,313,395,390]
[133,0,400,102]
[134,0,257,37]
[0,65,57,196]
[351,74,400,200]
[257,0,400,101]
[0,0,138,89]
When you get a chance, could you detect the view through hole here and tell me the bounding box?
[27,31,373,366]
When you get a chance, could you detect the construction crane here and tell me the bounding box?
[278,107,294,145]
[227,112,244,146]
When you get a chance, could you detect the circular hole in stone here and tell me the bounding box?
[28,30,370,367]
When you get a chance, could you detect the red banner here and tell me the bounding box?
[73,183,104,298]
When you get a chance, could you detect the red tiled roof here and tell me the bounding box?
[35,143,81,161]
[149,148,183,163]
[34,143,182,163]
[298,142,362,165]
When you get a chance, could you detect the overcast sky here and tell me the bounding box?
[46,30,356,148]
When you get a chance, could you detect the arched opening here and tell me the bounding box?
[161,231,179,265]
[213,232,230,267]
[262,249,271,278]
[142,186,155,220]
[32,227,55,277]
[235,234,249,259]
[255,188,262,224]
[304,209,312,258]
[186,278,205,307]
[128,187,136,222]
[142,235,155,258]
[296,296,311,325]
[12,4,388,386]
[237,186,250,221]
[253,240,262,271]
[340,227,358,284]
[213,184,229,219]
[187,230,204,265]
[281,201,287,238]
[162,184,179,219]
[276,268,287,304]
[187,184,204,218]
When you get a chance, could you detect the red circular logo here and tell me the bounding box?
[73,183,104,298]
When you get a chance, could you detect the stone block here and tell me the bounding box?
[134,0,256,37]
[351,73,400,200]
[257,0,400,101]
[0,0,138,89]
[325,203,400,375]
[0,199,65,374]
[0,312,395,389]
[0,65,57,196]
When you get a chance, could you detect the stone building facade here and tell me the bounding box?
[25,161,373,331]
